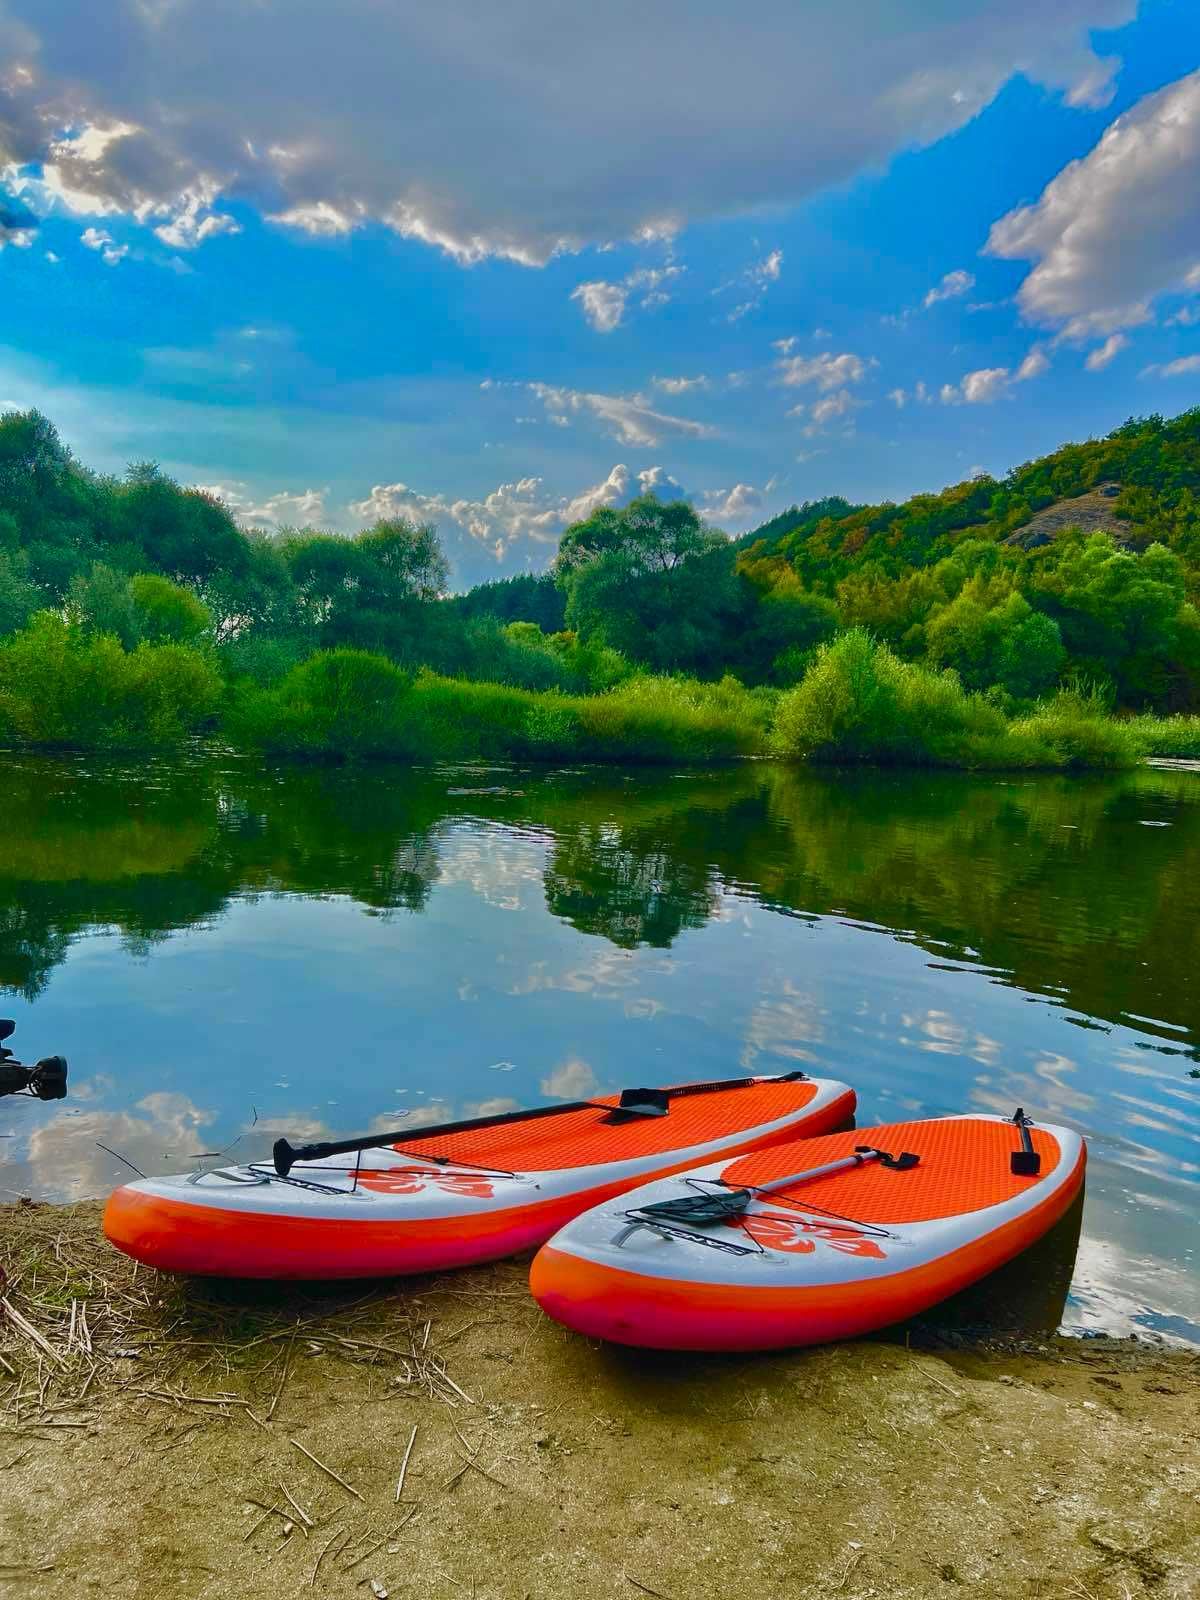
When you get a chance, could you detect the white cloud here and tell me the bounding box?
[569,265,681,332]
[988,69,1200,335]
[571,280,628,333]
[153,185,242,249]
[1141,354,1200,379]
[80,226,128,265]
[700,482,765,523]
[887,387,907,408]
[0,222,34,249]
[653,374,711,394]
[346,462,687,562]
[924,269,976,307]
[777,351,868,391]
[941,345,1049,404]
[802,388,861,434]
[1084,331,1128,371]
[1015,344,1051,381]
[524,382,714,448]
[199,482,329,528]
[727,248,784,321]
[0,5,1139,263]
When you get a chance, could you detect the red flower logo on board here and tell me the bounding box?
[739,1212,886,1259]
[356,1168,496,1199]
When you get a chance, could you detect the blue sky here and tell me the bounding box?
[2,0,1200,587]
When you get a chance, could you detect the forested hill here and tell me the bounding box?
[1,405,1199,716]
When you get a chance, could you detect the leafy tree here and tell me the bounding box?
[128,573,213,644]
[67,564,140,647]
[0,553,41,638]
[556,495,741,673]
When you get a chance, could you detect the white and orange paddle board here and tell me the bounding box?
[103,1074,855,1279]
[529,1113,1086,1350]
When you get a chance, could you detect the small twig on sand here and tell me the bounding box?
[310,1526,346,1588]
[395,1424,418,1503]
[291,1437,365,1502]
[278,1482,315,1530]
[625,1577,673,1600]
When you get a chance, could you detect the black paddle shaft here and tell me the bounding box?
[271,1070,808,1177]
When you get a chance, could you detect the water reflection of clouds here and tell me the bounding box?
[902,1009,1003,1069]
[1112,1091,1200,1144]
[506,948,650,998]
[540,1057,598,1100]
[10,1092,217,1202]
[435,826,546,912]
[1068,1233,1200,1345]
[739,983,825,1072]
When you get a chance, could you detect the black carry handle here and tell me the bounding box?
[1010,1107,1042,1176]
[272,1070,807,1178]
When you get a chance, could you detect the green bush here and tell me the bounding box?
[128,573,213,644]
[0,613,220,749]
[226,649,416,759]
[576,674,769,762]
[1011,692,1141,770]
[769,629,1057,769]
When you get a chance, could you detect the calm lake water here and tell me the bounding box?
[1,753,1197,1343]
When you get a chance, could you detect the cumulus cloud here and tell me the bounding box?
[200,482,329,528]
[80,225,128,265]
[988,69,1200,336]
[524,382,714,447]
[347,462,687,562]
[0,1,1133,264]
[570,265,681,332]
[571,280,628,333]
[924,269,976,307]
[700,482,766,523]
[940,345,1050,403]
[777,351,868,391]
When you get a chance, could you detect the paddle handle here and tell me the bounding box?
[756,1149,881,1195]
[755,1143,919,1196]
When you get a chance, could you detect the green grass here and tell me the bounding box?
[228,652,770,765]
[1123,713,1200,759]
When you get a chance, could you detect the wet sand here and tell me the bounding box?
[1,1200,1197,1600]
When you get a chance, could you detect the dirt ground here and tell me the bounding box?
[1,1201,1198,1600]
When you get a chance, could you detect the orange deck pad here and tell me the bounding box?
[388,1078,824,1172]
[721,1117,1063,1224]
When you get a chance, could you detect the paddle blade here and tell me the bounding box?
[632,1187,754,1225]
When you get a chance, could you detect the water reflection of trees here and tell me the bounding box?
[0,758,449,996]
[0,754,1195,1048]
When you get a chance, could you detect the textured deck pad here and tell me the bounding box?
[722,1118,1062,1223]
[390,1078,822,1172]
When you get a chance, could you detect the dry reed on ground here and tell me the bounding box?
[0,1199,521,1441]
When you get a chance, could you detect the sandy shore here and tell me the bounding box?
[1,1200,1198,1600]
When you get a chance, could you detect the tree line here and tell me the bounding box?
[0,405,1198,767]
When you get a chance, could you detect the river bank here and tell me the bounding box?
[1,1201,1196,1600]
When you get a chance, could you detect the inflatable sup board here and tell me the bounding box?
[103,1073,856,1279]
[530,1110,1086,1350]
